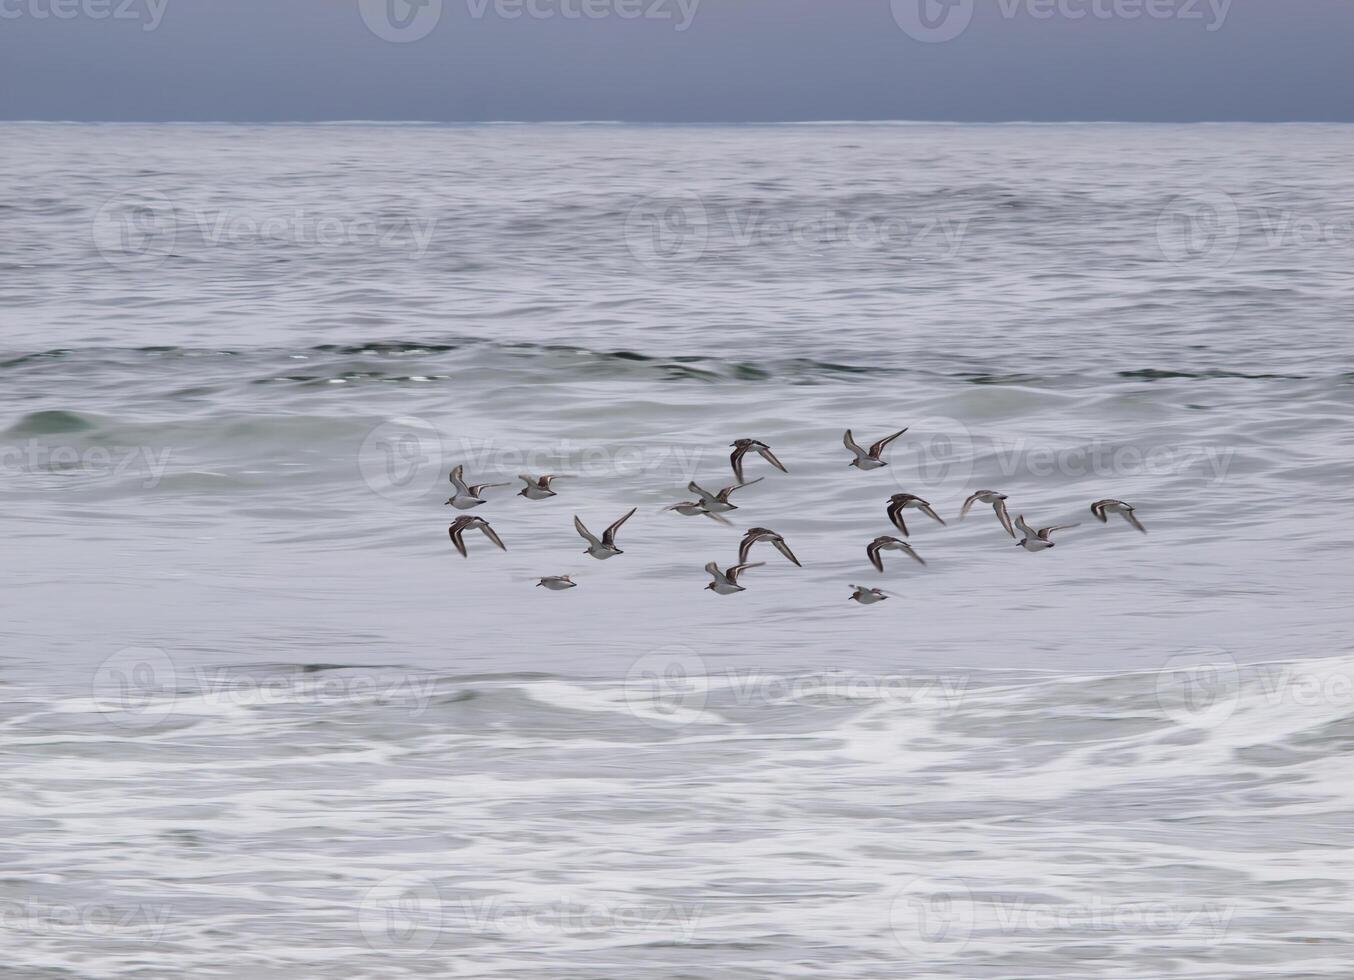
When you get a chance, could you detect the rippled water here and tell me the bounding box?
[3,122,1354,977]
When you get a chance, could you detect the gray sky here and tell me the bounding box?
[1,0,1351,122]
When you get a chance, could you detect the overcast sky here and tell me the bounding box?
[1,0,1351,122]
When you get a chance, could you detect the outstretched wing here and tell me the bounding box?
[704,560,727,584]
[1090,501,1108,523]
[772,537,802,568]
[448,522,468,558]
[918,501,947,526]
[1040,523,1080,539]
[866,539,885,572]
[843,429,868,462]
[448,465,470,495]
[959,492,981,521]
[469,482,509,496]
[726,562,764,585]
[602,507,637,547]
[477,521,507,552]
[573,516,601,548]
[719,476,764,502]
[993,497,1016,538]
[729,444,748,483]
[1014,515,1037,539]
[737,534,755,565]
[1123,509,1147,534]
[868,428,907,459]
[886,499,910,537]
[687,481,717,506]
[757,445,788,473]
[901,543,927,566]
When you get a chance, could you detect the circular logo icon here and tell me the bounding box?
[888,875,976,957]
[890,0,975,43]
[623,646,710,727]
[358,416,444,502]
[358,874,443,953]
[1154,648,1241,729]
[624,194,711,266]
[1156,191,1241,268]
[91,191,177,271]
[358,0,442,42]
[91,647,179,730]
[885,416,975,499]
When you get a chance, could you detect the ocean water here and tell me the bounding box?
[3,122,1354,977]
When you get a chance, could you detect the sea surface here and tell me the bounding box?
[2,122,1353,977]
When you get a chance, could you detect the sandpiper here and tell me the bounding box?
[849,585,889,605]
[663,500,733,525]
[1091,499,1147,533]
[536,575,578,591]
[886,493,947,537]
[867,535,925,572]
[1014,515,1079,552]
[448,515,507,557]
[738,528,802,567]
[687,477,763,514]
[843,428,907,470]
[729,439,788,484]
[445,465,509,510]
[959,490,1016,538]
[704,560,764,595]
[574,508,637,560]
[518,474,569,500]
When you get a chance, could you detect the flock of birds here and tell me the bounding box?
[445,428,1148,603]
